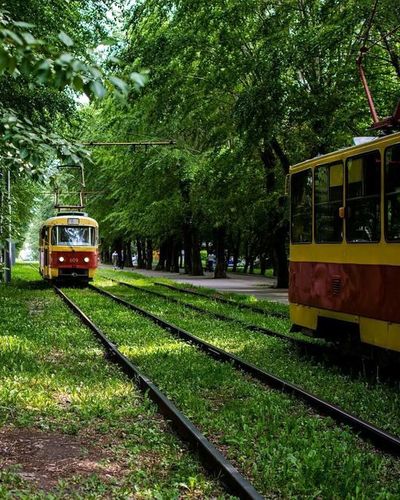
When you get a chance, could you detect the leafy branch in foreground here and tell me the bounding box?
[0,10,148,172]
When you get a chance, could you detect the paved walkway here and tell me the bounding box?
[101,265,288,304]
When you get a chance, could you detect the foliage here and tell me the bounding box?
[0,2,149,264]
[81,0,400,284]
[0,7,145,175]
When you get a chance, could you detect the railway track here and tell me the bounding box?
[53,285,263,500]
[101,275,295,342]
[155,281,288,319]
[101,276,363,366]
[89,283,400,457]
[106,276,396,381]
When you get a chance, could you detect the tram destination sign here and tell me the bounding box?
[67,218,80,225]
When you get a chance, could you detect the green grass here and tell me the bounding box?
[65,278,400,498]
[95,272,400,438]
[102,267,289,317]
[227,267,275,278]
[0,265,226,498]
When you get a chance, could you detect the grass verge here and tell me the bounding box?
[95,273,400,438]
[0,265,225,498]
[66,280,400,498]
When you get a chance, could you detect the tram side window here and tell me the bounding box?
[346,151,381,242]
[291,169,312,243]
[40,227,48,244]
[385,143,400,241]
[315,162,343,243]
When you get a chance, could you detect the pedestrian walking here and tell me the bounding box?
[112,250,118,270]
[207,252,216,272]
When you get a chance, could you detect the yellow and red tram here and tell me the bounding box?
[289,132,400,353]
[39,212,99,282]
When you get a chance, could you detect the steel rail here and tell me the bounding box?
[89,284,400,457]
[53,286,262,500]
[154,281,288,319]
[83,140,176,147]
[101,275,320,349]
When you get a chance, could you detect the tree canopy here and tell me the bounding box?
[2,0,400,284]
[79,0,400,284]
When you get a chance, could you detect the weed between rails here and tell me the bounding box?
[67,282,400,498]
[0,265,226,498]
[96,273,400,438]
[157,279,289,317]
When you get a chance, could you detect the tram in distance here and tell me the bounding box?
[289,132,400,353]
[39,212,99,283]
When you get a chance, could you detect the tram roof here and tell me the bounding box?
[290,131,400,172]
[41,214,98,227]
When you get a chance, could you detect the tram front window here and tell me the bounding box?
[52,226,95,246]
[291,169,312,243]
[346,151,381,243]
[385,143,400,241]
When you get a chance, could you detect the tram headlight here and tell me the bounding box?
[58,256,65,262]
[84,257,90,263]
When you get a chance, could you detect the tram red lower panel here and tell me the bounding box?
[289,261,400,323]
[51,251,98,269]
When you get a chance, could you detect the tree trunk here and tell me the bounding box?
[171,239,180,273]
[232,234,240,272]
[165,238,172,271]
[115,238,124,269]
[243,252,249,274]
[260,140,289,288]
[156,240,167,270]
[249,256,255,274]
[146,239,153,270]
[273,226,289,288]
[191,229,204,276]
[260,144,276,190]
[260,254,267,276]
[102,246,111,264]
[271,137,290,175]
[125,240,132,267]
[183,224,193,274]
[214,227,226,278]
[137,238,145,269]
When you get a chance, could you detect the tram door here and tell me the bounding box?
[39,226,49,277]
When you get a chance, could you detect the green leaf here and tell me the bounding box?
[130,71,149,88]
[100,36,118,46]
[58,31,74,47]
[12,21,35,29]
[21,32,37,45]
[61,145,71,156]
[88,66,102,79]
[3,29,23,46]
[109,76,128,95]
[36,60,51,83]
[72,75,84,92]
[56,53,74,65]
[90,80,106,99]
[0,48,9,68]
[19,148,29,159]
